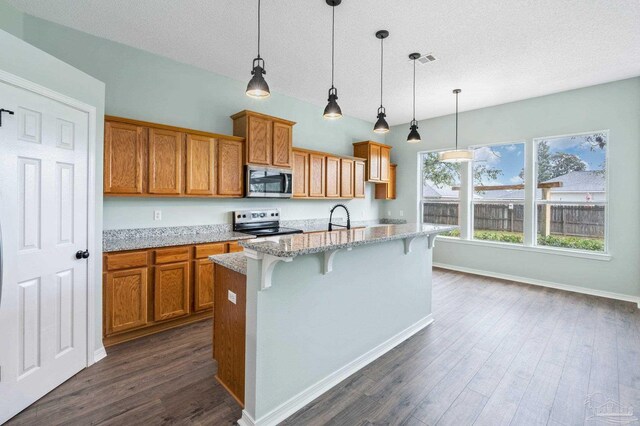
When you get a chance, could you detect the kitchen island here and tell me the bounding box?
[210,223,455,426]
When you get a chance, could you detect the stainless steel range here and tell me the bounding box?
[232,208,303,237]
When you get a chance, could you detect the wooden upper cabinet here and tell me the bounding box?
[340,159,354,198]
[105,267,148,335]
[375,163,397,200]
[292,149,309,198]
[273,122,293,168]
[148,128,183,194]
[326,156,341,198]
[217,139,244,196]
[231,110,295,168]
[154,261,190,321]
[186,134,215,195]
[104,121,146,194]
[354,160,366,198]
[353,141,393,183]
[309,153,326,197]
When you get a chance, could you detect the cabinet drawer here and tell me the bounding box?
[154,247,191,264]
[227,241,244,253]
[106,251,148,271]
[194,243,227,259]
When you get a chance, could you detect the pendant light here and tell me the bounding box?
[246,0,270,99]
[439,89,473,162]
[407,53,421,143]
[323,0,342,119]
[373,30,390,133]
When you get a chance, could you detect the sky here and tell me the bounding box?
[472,133,607,186]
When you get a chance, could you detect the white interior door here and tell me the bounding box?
[0,79,89,423]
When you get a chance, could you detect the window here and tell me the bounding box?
[420,151,460,237]
[534,133,607,252]
[419,131,608,255]
[472,143,526,244]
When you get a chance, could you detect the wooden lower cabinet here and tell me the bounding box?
[194,259,215,312]
[154,262,190,321]
[103,241,238,346]
[104,267,148,335]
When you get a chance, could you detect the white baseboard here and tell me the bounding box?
[93,346,107,364]
[238,315,434,426]
[434,262,640,308]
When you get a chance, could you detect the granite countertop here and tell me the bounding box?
[209,252,247,275]
[239,223,457,258]
[102,219,407,253]
[103,224,253,252]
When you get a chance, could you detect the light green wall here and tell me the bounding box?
[0,2,23,38]
[15,12,384,229]
[385,78,640,298]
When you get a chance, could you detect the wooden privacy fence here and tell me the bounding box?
[423,202,605,238]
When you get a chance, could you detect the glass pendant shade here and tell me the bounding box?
[373,107,389,133]
[323,87,342,119]
[439,149,473,162]
[407,120,421,143]
[246,58,270,98]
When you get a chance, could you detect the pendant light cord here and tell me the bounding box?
[455,91,459,150]
[257,0,261,58]
[412,58,416,121]
[331,5,335,87]
[380,38,384,107]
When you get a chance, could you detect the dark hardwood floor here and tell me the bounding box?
[8,269,640,425]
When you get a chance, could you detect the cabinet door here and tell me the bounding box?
[292,150,309,197]
[369,144,381,181]
[388,164,397,199]
[326,156,341,198]
[154,262,190,321]
[309,153,326,197]
[272,122,292,168]
[217,139,244,196]
[340,159,354,198]
[227,241,244,253]
[354,160,366,198]
[380,146,391,183]
[104,121,145,194]
[186,134,215,195]
[194,259,214,312]
[105,267,148,335]
[148,128,183,194]
[247,115,272,165]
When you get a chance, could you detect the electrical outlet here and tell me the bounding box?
[399,210,404,217]
[228,290,237,304]
[154,210,162,221]
[387,210,391,216]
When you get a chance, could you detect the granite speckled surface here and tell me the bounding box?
[103,224,252,252]
[102,219,406,252]
[209,252,247,275]
[239,223,457,258]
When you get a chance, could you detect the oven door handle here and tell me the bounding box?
[284,173,292,195]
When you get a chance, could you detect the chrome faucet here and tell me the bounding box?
[328,204,351,231]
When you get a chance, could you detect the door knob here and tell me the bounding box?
[75,250,90,259]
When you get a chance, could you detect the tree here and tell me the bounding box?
[422,152,502,188]
[549,152,586,177]
[519,141,589,182]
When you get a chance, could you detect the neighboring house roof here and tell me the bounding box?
[422,183,459,198]
[541,170,605,192]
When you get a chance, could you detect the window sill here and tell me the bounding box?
[435,236,611,261]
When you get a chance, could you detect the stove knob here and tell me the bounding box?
[260,213,266,218]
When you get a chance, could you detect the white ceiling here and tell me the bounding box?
[8,0,640,125]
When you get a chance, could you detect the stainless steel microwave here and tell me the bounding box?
[246,166,293,198]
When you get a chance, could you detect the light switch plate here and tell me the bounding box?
[228,290,237,304]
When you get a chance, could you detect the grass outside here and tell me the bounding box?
[439,229,604,252]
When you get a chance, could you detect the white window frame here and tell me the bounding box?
[417,130,611,261]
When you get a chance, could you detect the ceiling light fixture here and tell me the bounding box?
[323,0,342,119]
[439,89,473,162]
[407,53,421,143]
[246,0,270,99]
[373,30,390,133]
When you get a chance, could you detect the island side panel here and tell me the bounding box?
[213,264,246,406]
[245,237,434,421]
